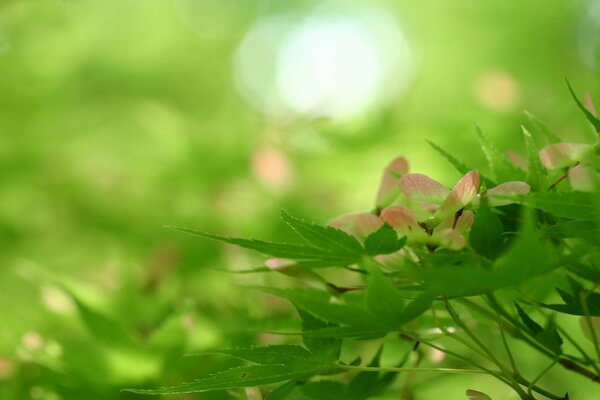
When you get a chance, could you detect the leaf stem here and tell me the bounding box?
[526,360,558,399]
[443,298,531,399]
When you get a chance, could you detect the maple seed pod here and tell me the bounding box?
[375,157,409,209]
[538,143,593,169]
[431,170,480,224]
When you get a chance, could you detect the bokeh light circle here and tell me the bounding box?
[233,4,414,121]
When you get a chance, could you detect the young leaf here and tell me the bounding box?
[522,126,548,191]
[524,110,562,144]
[469,204,504,260]
[476,126,527,182]
[426,139,496,187]
[566,78,600,133]
[281,211,364,256]
[364,223,406,256]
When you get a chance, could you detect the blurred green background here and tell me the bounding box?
[1,1,599,399]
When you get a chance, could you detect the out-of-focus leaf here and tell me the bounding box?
[514,192,599,220]
[476,126,527,182]
[401,293,435,324]
[366,268,405,328]
[524,110,562,144]
[267,380,297,400]
[300,380,345,400]
[426,139,495,187]
[542,220,600,241]
[522,126,548,191]
[566,78,600,133]
[466,389,493,400]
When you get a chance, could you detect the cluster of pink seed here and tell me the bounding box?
[329,157,530,254]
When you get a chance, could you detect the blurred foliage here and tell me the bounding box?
[0,0,599,399]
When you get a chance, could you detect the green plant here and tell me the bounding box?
[128,83,600,400]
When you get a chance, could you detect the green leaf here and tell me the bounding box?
[522,126,548,192]
[523,110,562,144]
[267,380,297,400]
[515,303,563,354]
[281,211,363,256]
[542,220,600,241]
[420,210,552,296]
[366,268,405,328]
[514,192,599,220]
[297,309,342,360]
[170,227,359,267]
[346,346,400,400]
[301,381,346,400]
[264,288,377,327]
[566,78,600,133]
[364,223,406,256]
[69,294,139,350]
[188,345,312,365]
[539,278,600,317]
[426,139,495,187]
[476,126,527,183]
[469,204,504,260]
[401,293,435,324]
[126,363,339,395]
[515,302,543,334]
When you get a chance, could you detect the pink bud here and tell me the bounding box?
[539,143,592,169]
